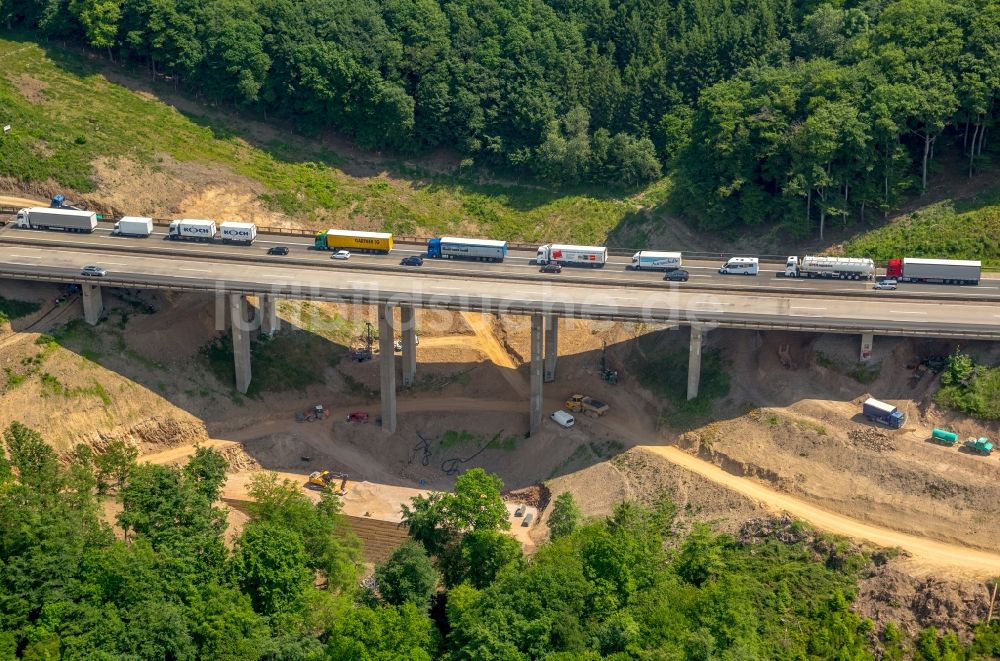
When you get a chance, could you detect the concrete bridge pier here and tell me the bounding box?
[860,332,874,361]
[543,314,559,382]
[259,295,279,336]
[81,284,103,326]
[687,325,705,401]
[230,294,253,394]
[379,302,397,433]
[530,313,544,435]
[401,304,417,388]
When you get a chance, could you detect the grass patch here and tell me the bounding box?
[200,330,338,397]
[0,296,41,324]
[38,372,110,403]
[840,194,1000,268]
[815,351,880,385]
[933,350,1000,420]
[439,430,520,452]
[630,343,730,430]
[0,36,652,244]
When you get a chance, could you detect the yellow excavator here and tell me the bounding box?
[307,470,348,495]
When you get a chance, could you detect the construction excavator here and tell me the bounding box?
[295,404,331,422]
[307,470,348,495]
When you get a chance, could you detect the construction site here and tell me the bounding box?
[2,249,1000,631]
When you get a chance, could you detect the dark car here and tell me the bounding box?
[400,255,424,266]
[267,246,289,255]
[539,263,562,274]
[663,269,689,282]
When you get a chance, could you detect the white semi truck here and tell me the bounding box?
[536,244,608,268]
[167,219,217,241]
[14,207,98,233]
[631,250,682,271]
[220,222,257,245]
[113,216,154,237]
[782,255,875,280]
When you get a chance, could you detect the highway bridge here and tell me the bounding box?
[1,223,999,434]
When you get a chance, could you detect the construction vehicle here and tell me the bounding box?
[930,428,958,446]
[565,394,609,418]
[295,404,330,422]
[347,322,375,362]
[600,341,619,384]
[307,470,348,495]
[964,437,993,455]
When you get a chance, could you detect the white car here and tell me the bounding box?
[550,410,575,428]
[873,279,897,290]
[331,250,351,260]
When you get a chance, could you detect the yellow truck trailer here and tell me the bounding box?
[314,229,393,254]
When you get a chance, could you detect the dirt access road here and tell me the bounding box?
[639,445,1000,578]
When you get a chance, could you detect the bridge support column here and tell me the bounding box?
[860,332,874,362]
[687,325,704,401]
[230,295,252,394]
[401,304,417,388]
[379,303,397,433]
[259,295,279,337]
[81,284,103,326]
[530,313,544,435]
[543,314,558,383]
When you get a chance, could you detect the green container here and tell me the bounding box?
[932,428,958,444]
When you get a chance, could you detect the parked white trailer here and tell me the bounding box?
[14,207,98,233]
[719,256,759,275]
[631,250,682,271]
[536,244,608,268]
[220,221,257,245]
[167,219,217,241]
[900,258,981,285]
[782,255,874,280]
[113,216,153,237]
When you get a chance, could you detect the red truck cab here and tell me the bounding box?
[885,258,903,278]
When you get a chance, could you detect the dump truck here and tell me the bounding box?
[113,216,153,237]
[862,397,906,428]
[314,229,393,253]
[14,207,98,233]
[630,250,682,271]
[885,258,981,285]
[782,255,875,280]
[964,437,993,455]
[167,218,217,241]
[565,394,609,418]
[536,243,607,268]
[930,428,958,446]
[220,221,257,245]
[427,236,507,262]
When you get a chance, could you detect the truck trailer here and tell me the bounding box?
[14,207,98,233]
[885,258,981,285]
[167,219,217,241]
[862,397,906,428]
[314,229,393,254]
[427,237,507,262]
[782,255,875,280]
[536,244,607,268]
[630,250,681,271]
[113,216,153,237]
[220,222,257,245]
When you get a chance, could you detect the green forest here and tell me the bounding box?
[2,0,998,237]
[1,422,998,659]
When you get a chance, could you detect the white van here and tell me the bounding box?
[719,256,759,275]
[550,410,575,428]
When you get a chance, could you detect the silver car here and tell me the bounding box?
[80,265,107,277]
[873,279,897,290]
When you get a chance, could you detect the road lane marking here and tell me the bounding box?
[178,268,210,272]
[891,311,927,315]
[792,306,826,310]
[6,254,40,258]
